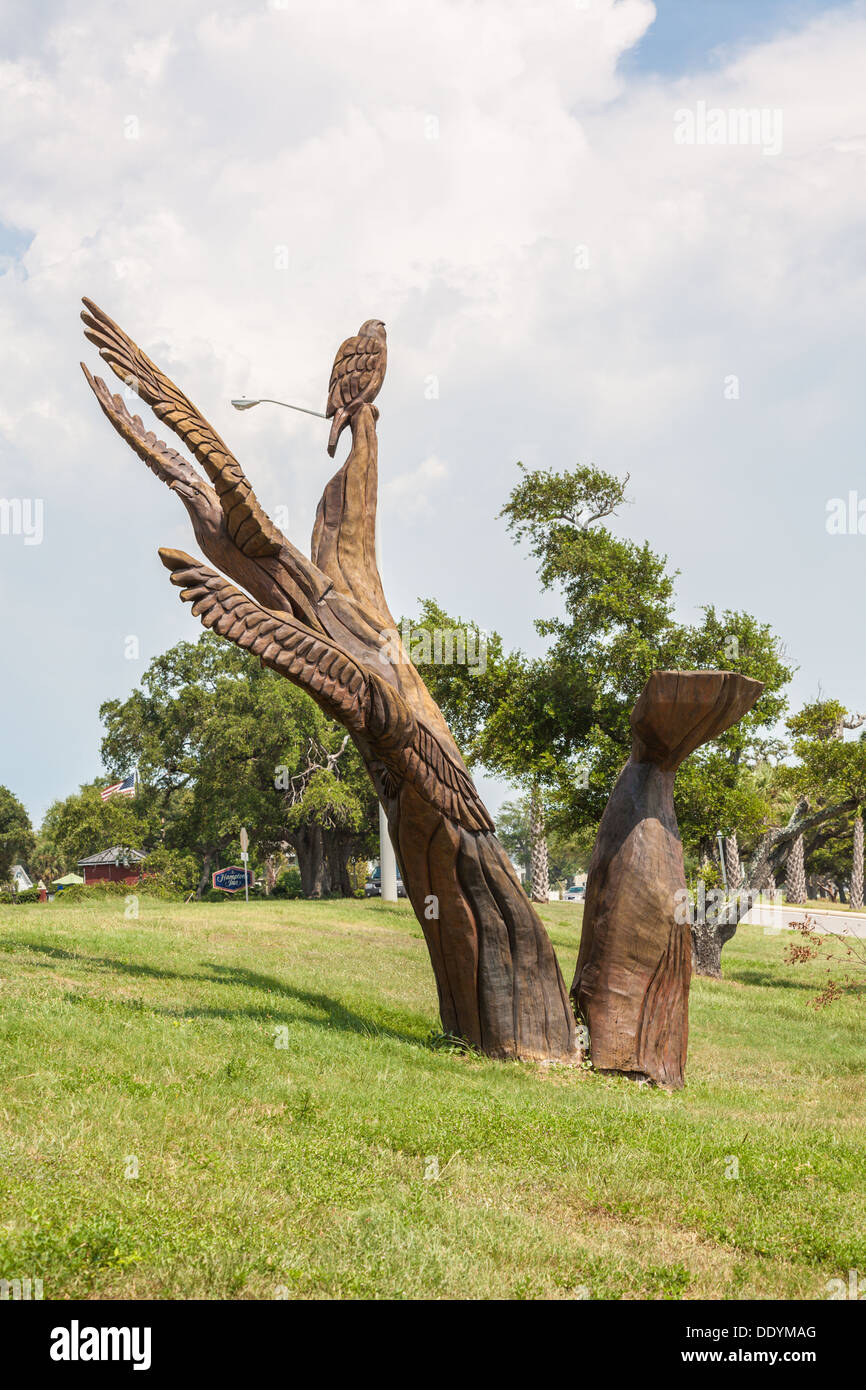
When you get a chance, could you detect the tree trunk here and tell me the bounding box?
[723,833,743,890]
[325,831,353,896]
[529,784,549,903]
[264,855,279,895]
[691,911,739,980]
[196,849,213,900]
[785,833,807,904]
[851,813,864,912]
[290,827,330,898]
[572,671,763,1088]
[744,795,857,892]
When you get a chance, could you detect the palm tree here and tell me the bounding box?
[851,808,864,911]
[785,833,807,903]
[723,832,743,891]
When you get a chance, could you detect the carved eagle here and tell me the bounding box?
[326,319,387,457]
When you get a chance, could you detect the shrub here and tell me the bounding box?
[54,877,187,904]
[0,887,42,905]
[272,868,303,899]
[54,882,129,903]
[139,848,200,895]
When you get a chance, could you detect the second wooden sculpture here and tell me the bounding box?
[571,670,763,1088]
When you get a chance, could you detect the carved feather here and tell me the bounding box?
[326,334,386,419]
[160,550,493,831]
[159,549,368,726]
[81,299,284,560]
[81,365,207,496]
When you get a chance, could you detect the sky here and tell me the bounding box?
[1,0,864,829]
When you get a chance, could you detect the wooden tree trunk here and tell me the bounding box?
[571,671,762,1088]
[80,301,578,1064]
[851,813,864,912]
[785,833,807,904]
[377,781,573,1056]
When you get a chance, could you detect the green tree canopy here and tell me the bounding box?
[99,633,377,895]
[39,783,157,874]
[408,461,794,865]
[0,786,35,883]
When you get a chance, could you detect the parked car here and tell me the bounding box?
[562,885,586,902]
[365,865,408,898]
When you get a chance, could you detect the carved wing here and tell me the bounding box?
[401,722,495,833]
[160,549,368,726]
[326,334,385,416]
[81,366,210,499]
[161,550,493,831]
[81,299,284,560]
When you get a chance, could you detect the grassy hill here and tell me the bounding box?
[0,897,862,1300]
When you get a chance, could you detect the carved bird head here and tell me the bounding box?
[359,319,386,342]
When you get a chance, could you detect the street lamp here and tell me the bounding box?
[229,392,399,903]
[231,397,327,419]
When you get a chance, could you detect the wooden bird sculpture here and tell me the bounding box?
[325,319,387,457]
[79,299,578,1066]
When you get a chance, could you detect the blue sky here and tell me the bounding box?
[624,0,846,74]
[0,222,33,276]
[1,0,865,832]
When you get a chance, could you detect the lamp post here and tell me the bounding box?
[231,397,327,420]
[230,395,399,903]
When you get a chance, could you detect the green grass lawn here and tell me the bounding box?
[0,896,862,1300]
[790,898,859,914]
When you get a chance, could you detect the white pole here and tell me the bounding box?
[717,831,728,894]
[240,827,250,904]
[375,516,399,903]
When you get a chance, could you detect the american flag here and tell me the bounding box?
[100,772,138,802]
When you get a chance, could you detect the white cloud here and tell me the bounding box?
[0,0,865,821]
[383,453,449,517]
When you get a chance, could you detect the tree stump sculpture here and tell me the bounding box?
[80,301,578,1064]
[571,671,762,1089]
